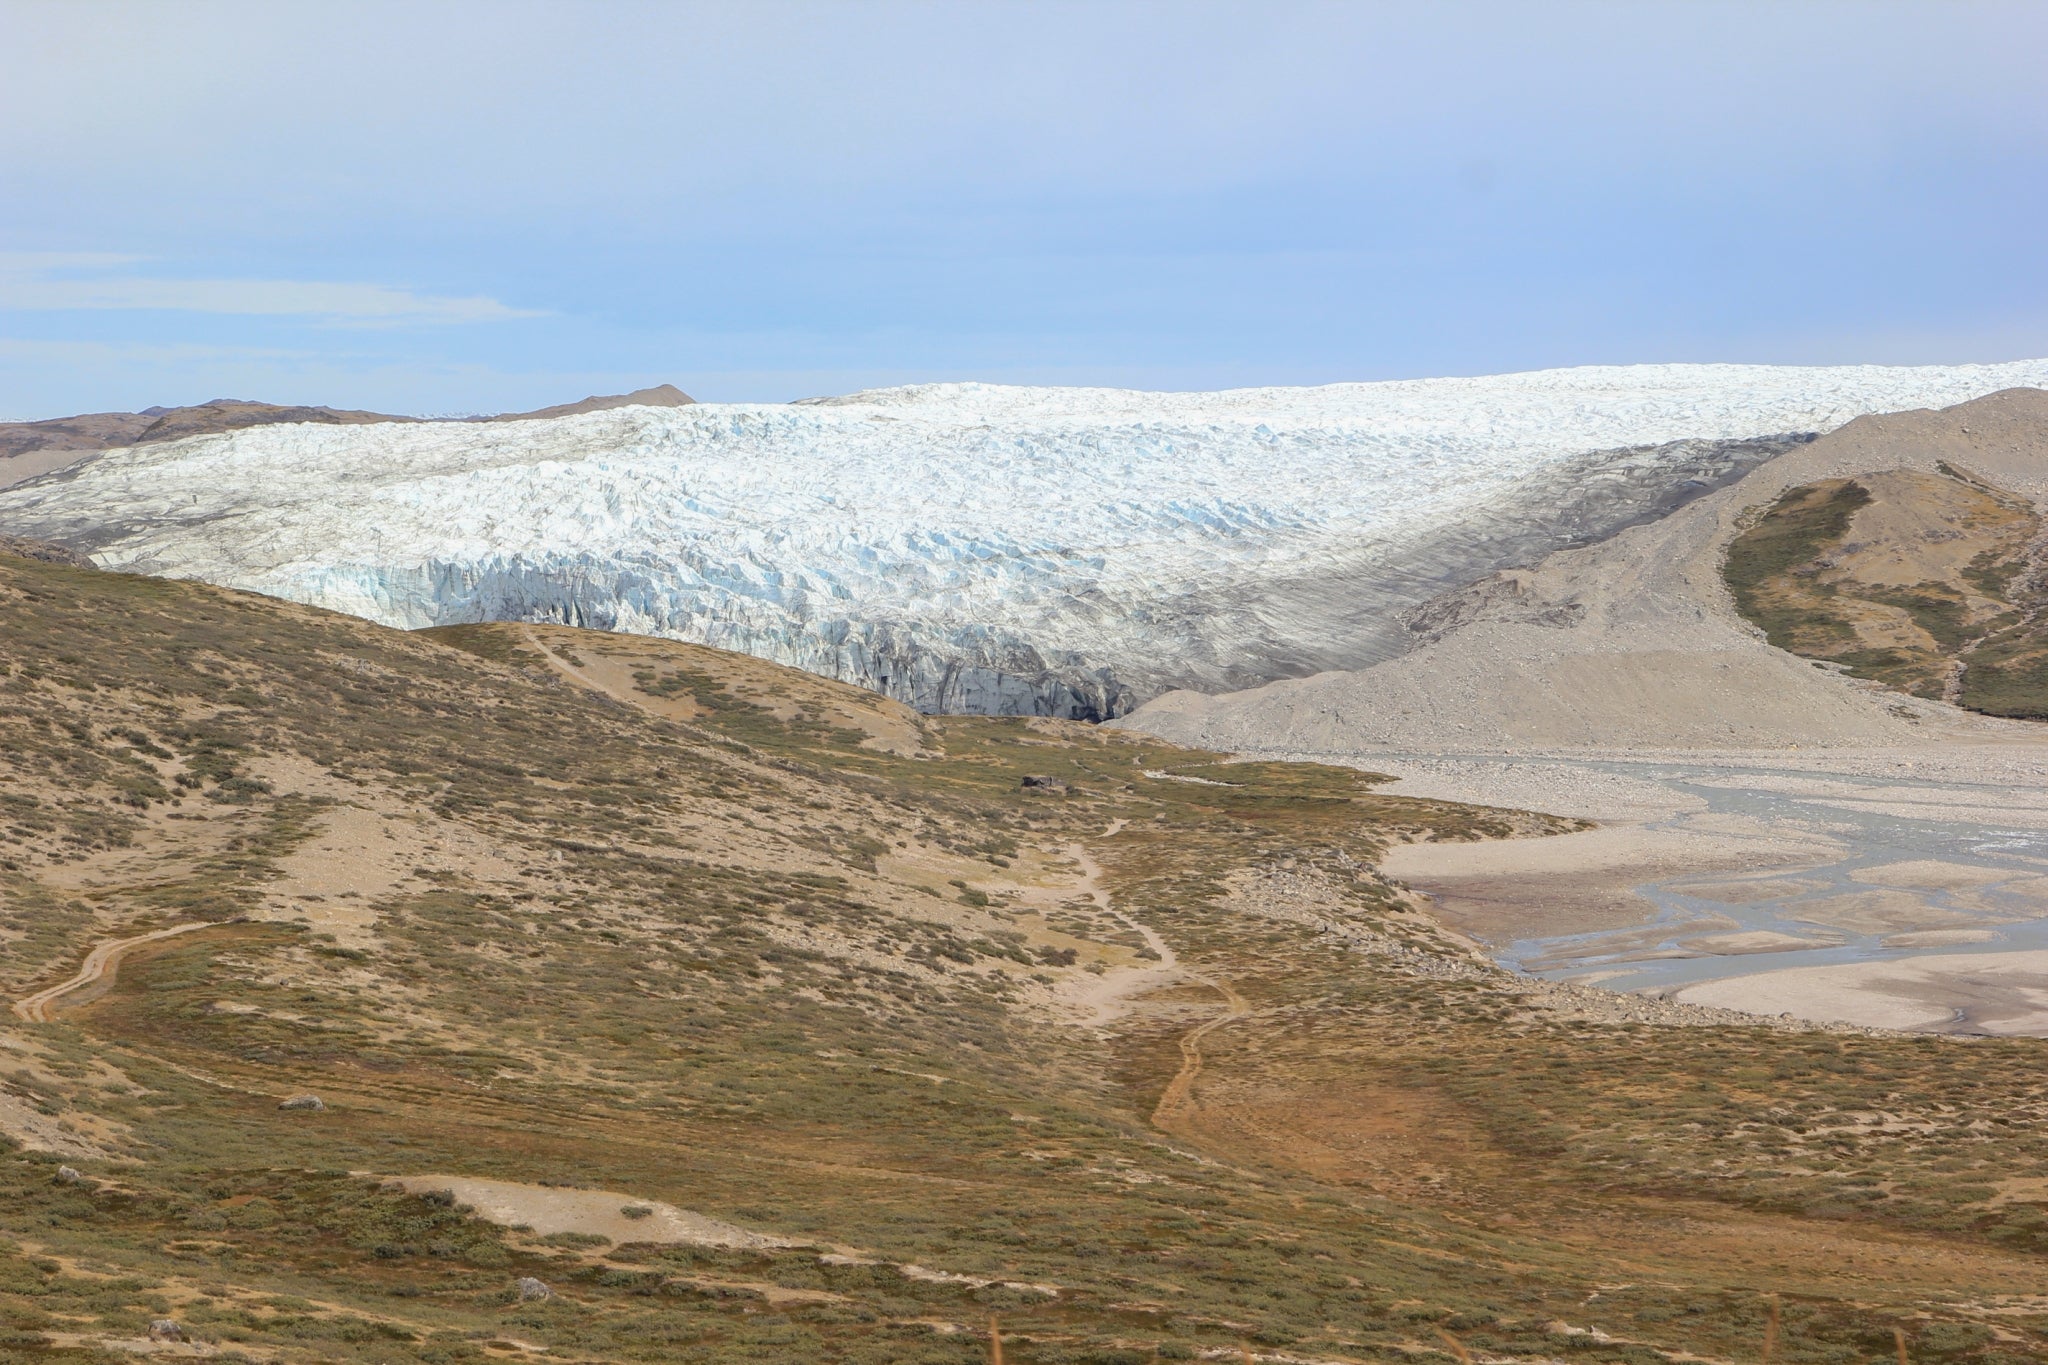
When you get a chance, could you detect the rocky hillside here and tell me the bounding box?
[1725,463,2048,717]
[3,547,2047,1362]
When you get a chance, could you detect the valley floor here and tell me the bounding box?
[1367,739,2048,1034]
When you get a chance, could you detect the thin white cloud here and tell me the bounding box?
[0,253,540,323]
[0,337,314,364]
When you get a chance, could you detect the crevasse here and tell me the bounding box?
[4,361,2046,718]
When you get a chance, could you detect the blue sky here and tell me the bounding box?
[3,0,2045,417]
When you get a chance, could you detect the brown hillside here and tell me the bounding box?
[1,550,2046,1361]
[490,383,694,422]
[1726,462,2048,717]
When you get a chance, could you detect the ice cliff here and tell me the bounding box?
[5,361,2047,718]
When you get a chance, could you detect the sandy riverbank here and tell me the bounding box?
[1672,948,2048,1034]
[1345,742,2048,1034]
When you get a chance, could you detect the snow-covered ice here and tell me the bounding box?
[5,360,2047,717]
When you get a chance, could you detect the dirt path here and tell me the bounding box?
[12,921,216,1022]
[1062,820,1253,1132]
[1150,971,1249,1131]
[522,624,624,700]
[1061,819,1192,1029]
[1068,820,1165,952]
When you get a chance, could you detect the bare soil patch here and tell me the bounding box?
[383,1175,787,1250]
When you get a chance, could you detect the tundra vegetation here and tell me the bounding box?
[1725,463,2048,716]
[0,547,2044,1363]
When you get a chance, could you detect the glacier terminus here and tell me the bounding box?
[5,361,2048,718]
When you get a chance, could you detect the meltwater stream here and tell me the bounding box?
[1499,758,2048,994]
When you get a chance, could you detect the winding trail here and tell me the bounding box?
[1065,820,1251,1132]
[522,624,621,699]
[1061,820,1182,1027]
[12,921,216,1022]
[1150,972,1250,1131]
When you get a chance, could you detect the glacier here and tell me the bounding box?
[4,360,2048,719]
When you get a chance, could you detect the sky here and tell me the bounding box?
[2,0,2045,418]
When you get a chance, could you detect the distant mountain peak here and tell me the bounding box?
[493,384,695,423]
